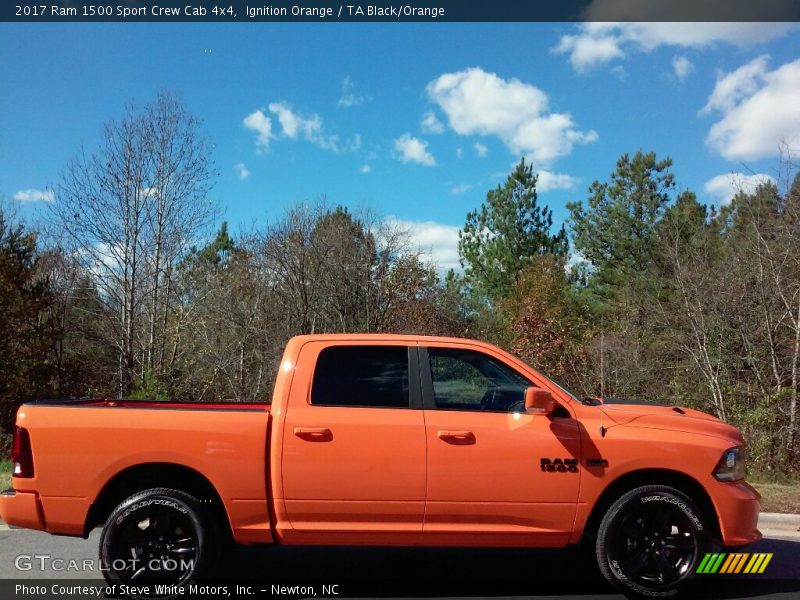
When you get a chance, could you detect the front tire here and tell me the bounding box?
[596,485,710,597]
[99,487,218,596]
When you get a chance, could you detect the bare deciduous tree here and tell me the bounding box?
[50,93,216,397]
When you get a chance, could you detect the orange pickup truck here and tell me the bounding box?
[1,334,761,597]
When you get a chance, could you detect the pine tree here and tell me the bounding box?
[459,158,567,300]
[567,151,675,315]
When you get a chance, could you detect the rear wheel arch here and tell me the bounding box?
[581,469,721,545]
[85,463,232,544]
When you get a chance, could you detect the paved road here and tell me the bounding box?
[0,526,798,599]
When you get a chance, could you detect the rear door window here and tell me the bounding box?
[311,345,410,408]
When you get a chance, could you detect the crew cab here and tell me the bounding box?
[1,334,761,597]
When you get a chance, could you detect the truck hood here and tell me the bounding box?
[600,403,744,444]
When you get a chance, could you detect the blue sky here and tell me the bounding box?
[1,22,799,270]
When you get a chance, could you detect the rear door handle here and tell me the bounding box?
[437,430,475,444]
[293,426,332,441]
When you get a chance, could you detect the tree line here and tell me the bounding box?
[1,94,798,473]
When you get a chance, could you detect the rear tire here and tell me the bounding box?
[99,487,219,598]
[596,485,710,598]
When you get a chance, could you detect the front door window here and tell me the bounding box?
[428,347,531,412]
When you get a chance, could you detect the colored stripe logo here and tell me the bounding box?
[697,553,773,574]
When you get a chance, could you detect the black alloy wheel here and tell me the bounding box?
[596,485,710,597]
[100,488,218,595]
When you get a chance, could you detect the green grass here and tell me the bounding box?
[0,459,10,491]
[749,471,800,514]
[750,481,800,514]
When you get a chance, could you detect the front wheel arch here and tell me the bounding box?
[581,469,721,546]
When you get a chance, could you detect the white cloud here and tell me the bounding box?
[234,163,250,180]
[704,172,776,205]
[537,170,579,192]
[359,164,372,174]
[269,102,308,139]
[386,217,461,272]
[672,55,694,80]
[702,56,800,161]
[338,76,370,108]
[474,142,488,157]
[701,55,770,115]
[245,102,360,153]
[393,133,436,167]
[553,30,624,72]
[243,109,273,151]
[13,188,54,202]
[427,67,597,168]
[450,183,473,195]
[610,65,627,80]
[553,22,797,72]
[421,111,445,134]
[566,250,590,274]
[455,147,463,159]
[82,242,126,280]
[94,242,122,269]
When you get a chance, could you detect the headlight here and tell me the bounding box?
[713,447,745,482]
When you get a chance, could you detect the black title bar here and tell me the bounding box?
[5,1,800,23]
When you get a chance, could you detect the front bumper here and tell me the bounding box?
[711,481,762,547]
[0,489,46,531]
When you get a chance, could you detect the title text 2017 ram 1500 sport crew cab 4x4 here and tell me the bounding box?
[1,334,761,597]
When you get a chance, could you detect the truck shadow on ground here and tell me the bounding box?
[219,537,800,598]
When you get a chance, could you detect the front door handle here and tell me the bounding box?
[437,430,475,444]
[293,426,332,441]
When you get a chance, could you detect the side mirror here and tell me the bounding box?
[525,387,555,415]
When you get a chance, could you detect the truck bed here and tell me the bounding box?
[7,399,273,543]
